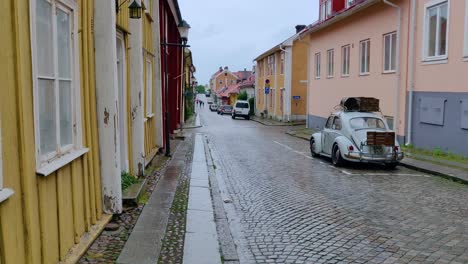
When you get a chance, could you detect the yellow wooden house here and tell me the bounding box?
[0,0,109,263]
[255,25,309,122]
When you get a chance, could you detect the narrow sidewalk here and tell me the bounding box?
[286,126,468,184]
[183,134,221,264]
[251,116,305,126]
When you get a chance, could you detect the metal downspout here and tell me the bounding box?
[406,0,417,145]
[383,0,401,136]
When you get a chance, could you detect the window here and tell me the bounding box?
[359,39,371,74]
[146,58,153,115]
[341,45,350,76]
[325,116,334,129]
[280,52,285,74]
[424,1,448,60]
[346,0,354,8]
[315,53,321,79]
[267,55,276,75]
[320,0,332,21]
[350,117,386,130]
[219,80,223,84]
[327,49,334,78]
[332,117,342,130]
[383,32,397,72]
[31,0,83,169]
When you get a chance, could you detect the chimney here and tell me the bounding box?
[295,25,306,33]
[219,66,223,72]
[224,66,228,71]
[244,68,247,72]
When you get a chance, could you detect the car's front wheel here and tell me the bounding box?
[246,115,250,120]
[310,139,319,157]
[332,145,345,167]
[232,115,235,119]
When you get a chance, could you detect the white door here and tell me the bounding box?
[116,32,129,172]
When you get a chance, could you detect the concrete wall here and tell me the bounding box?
[410,92,468,156]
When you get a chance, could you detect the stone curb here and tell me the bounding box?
[251,118,295,127]
[284,131,468,185]
[399,160,468,185]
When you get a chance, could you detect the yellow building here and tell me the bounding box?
[0,0,109,263]
[255,25,309,122]
[209,66,239,94]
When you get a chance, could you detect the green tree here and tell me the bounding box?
[237,91,248,100]
[248,97,255,116]
[196,85,205,94]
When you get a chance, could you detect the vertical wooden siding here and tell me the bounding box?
[0,0,104,263]
[143,6,157,158]
[116,1,130,32]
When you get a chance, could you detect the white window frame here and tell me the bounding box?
[359,39,371,75]
[146,57,153,116]
[422,0,450,61]
[464,0,468,59]
[346,0,355,8]
[383,32,397,73]
[341,45,350,77]
[327,49,334,78]
[320,0,332,21]
[270,88,276,112]
[267,54,276,75]
[315,52,321,79]
[30,0,87,176]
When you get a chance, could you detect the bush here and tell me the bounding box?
[248,97,255,116]
[237,91,248,100]
[122,171,138,191]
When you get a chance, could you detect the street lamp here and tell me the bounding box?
[161,21,191,157]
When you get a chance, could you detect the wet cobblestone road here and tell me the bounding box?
[195,103,468,264]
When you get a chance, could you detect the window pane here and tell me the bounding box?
[38,79,56,154]
[360,42,365,73]
[391,34,397,70]
[366,41,370,72]
[57,9,71,78]
[36,0,54,76]
[438,4,448,56]
[428,7,438,57]
[59,80,72,146]
[384,35,390,71]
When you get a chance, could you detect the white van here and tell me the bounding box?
[232,100,250,120]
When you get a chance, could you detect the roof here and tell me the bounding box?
[300,0,380,38]
[254,28,307,62]
[217,84,240,98]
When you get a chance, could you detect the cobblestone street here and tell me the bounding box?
[196,104,468,264]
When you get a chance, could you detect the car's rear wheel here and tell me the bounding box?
[232,115,235,119]
[246,115,250,120]
[310,139,319,157]
[332,145,344,167]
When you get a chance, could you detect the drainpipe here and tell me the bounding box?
[406,0,417,145]
[280,45,291,122]
[383,0,401,136]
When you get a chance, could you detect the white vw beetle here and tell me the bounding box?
[310,98,404,168]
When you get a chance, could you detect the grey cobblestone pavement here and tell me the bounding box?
[78,142,177,264]
[197,106,468,264]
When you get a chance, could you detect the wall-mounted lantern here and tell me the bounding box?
[116,0,142,19]
[128,0,142,19]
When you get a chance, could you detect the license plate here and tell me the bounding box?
[373,146,384,155]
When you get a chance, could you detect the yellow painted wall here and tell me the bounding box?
[143,6,157,159]
[116,0,130,33]
[291,40,308,116]
[0,1,104,263]
[229,94,238,106]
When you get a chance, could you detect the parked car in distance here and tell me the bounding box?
[310,109,404,169]
[218,105,233,115]
[210,104,218,111]
[232,100,250,120]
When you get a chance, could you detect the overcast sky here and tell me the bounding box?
[178,0,319,85]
